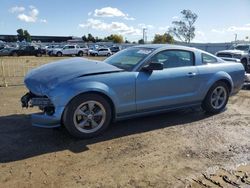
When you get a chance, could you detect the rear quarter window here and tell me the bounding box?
[202,53,218,64]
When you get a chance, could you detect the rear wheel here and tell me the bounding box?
[63,94,112,138]
[202,81,229,114]
[57,52,62,57]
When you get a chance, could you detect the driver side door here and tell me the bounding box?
[136,49,201,112]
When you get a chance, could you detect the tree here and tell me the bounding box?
[23,30,31,42]
[152,33,174,44]
[104,34,124,43]
[125,40,130,43]
[16,28,31,42]
[168,9,198,43]
[138,39,144,44]
[82,35,88,42]
[87,33,96,42]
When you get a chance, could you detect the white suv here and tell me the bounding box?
[89,48,112,56]
[51,45,87,57]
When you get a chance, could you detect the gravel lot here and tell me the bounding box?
[0,86,250,187]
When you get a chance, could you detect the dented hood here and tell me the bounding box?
[24,57,122,95]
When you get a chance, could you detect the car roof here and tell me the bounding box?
[133,44,197,51]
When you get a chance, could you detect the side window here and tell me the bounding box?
[202,53,217,64]
[149,50,194,69]
[63,46,69,49]
[69,46,75,49]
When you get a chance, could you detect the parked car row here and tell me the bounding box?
[0,43,121,57]
[0,45,46,57]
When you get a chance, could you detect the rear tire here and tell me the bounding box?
[36,53,42,57]
[57,52,62,57]
[202,81,229,114]
[63,93,112,139]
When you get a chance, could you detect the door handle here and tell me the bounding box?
[186,72,197,77]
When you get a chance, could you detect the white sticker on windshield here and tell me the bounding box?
[137,49,152,55]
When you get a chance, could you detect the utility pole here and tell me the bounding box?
[142,28,147,44]
[234,33,238,44]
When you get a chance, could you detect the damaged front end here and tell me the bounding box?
[21,92,62,128]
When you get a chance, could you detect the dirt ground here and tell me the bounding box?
[0,86,250,188]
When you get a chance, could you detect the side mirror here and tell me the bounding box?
[142,62,164,71]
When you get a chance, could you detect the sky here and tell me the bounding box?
[0,0,250,43]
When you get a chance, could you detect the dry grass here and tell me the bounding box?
[0,56,106,86]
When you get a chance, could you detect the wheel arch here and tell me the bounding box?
[241,57,248,63]
[201,71,234,100]
[216,79,232,93]
[61,90,117,124]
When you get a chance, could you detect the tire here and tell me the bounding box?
[94,53,98,56]
[57,52,62,57]
[36,53,42,57]
[107,53,111,57]
[202,81,229,114]
[12,52,18,56]
[78,51,83,57]
[63,93,112,138]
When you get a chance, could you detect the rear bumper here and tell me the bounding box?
[243,82,250,89]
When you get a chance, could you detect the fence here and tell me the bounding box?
[0,57,65,87]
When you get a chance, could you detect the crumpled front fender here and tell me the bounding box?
[47,80,119,111]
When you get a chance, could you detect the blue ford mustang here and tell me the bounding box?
[21,44,245,138]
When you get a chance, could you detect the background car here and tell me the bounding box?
[0,47,15,56]
[89,47,112,56]
[21,44,245,138]
[10,45,46,57]
[51,44,86,57]
[216,44,250,72]
[109,46,121,53]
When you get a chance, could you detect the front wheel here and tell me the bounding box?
[202,81,229,114]
[63,94,112,138]
[12,52,18,56]
[78,51,83,57]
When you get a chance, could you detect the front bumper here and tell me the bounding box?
[21,92,64,128]
[31,107,64,128]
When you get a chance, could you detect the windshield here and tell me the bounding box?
[231,45,249,51]
[104,47,154,71]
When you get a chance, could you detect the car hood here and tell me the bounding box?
[217,50,245,55]
[24,57,122,95]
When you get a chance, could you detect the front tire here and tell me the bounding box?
[202,81,229,114]
[63,94,112,138]
[12,52,18,56]
[78,51,83,57]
